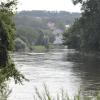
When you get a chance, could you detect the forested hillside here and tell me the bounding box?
[14,10,80,51]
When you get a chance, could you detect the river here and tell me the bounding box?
[8,48,100,100]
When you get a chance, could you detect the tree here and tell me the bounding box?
[35,30,45,45]
[15,38,27,51]
[63,19,81,49]
[0,0,26,87]
[63,0,100,52]
[0,0,17,67]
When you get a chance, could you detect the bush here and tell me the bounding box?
[14,38,28,51]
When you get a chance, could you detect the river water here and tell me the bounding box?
[8,48,100,100]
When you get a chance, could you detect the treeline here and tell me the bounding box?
[16,10,80,27]
[63,0,100,52]
[14,10,80,51]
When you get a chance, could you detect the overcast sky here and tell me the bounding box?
[17,0,81,12]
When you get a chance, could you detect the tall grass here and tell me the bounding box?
[33,85,100,100]
[0,83,12,100]
[32,46,47,53]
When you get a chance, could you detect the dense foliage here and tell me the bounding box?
[63,0,100,52]
[0,0,26,86]
[14,10,80,51]
[0,0,17,67]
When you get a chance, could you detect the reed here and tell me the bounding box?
[33,85,100,100]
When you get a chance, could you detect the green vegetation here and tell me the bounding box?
[32,45,48,53]
[14,10,80,51]
[63,0,100,52]
[14,38,28,51]
[0,0,17,67]
[34,85,100,100]
[0,0,27,99]
[0,83,11,100]
[0,0,26,81]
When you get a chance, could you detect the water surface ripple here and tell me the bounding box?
[8,49,100,100]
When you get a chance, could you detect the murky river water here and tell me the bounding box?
[8,48,100,100]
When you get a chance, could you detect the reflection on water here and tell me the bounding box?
[66,51,100,95]
[7,49,100,100]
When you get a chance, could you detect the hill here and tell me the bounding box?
[14,10,80,51]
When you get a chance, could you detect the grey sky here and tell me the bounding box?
[17,0,81,12]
